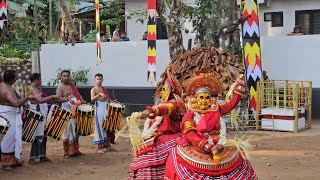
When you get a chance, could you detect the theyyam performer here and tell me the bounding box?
[164,68,258,180]
[128,66,186,179]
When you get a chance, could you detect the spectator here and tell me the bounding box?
[121,32,130,41]
[142,31,148,40]
[287,25,305,36]
[112,26,122,42]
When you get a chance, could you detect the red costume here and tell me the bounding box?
[129,67,185,180]
[164,69,257,180]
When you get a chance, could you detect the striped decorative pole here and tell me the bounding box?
[147,0,157,83]
[96,0,102,65]
[0,0,7,29]
[241,0,262,112]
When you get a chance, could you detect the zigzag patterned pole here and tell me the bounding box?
[147,0,156,83]
[0,0,7,29]
[96,0,102,65]
[241,0,262,112]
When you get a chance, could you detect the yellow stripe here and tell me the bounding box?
[244,42,260,68]
[148,25,156,34]
[147,47,156,56]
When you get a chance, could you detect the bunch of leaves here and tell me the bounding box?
[0,43,35,60]
[0,56,31,65]
[47,67,91,86]
[183,0,227,47]
[82,30,109,43]
[46,38,60,44]
[100,1,125,27]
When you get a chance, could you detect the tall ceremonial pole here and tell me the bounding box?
[0,0,7,29]
[241,0,262,112]
[147,0,157,83]
[96,0,102,66]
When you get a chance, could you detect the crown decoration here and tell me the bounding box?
[185,68,222,97]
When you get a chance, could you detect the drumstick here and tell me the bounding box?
[112,90,116,101]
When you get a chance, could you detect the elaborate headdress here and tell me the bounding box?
[185,68,222,97]
[164,66,182,97]
[185,68,222,112]
[161,66,185,114]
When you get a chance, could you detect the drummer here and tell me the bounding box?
[0,70,35,171]
[56,70,86,158]
[28,73,58,165]
[90,73,114,153]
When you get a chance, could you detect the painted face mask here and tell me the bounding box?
[160,84,171,102]
[196,92,211,110]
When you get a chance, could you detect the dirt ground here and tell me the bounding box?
[1,120,320,180]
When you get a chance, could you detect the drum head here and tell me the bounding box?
[0,116,9,126]
[176,145,243,176]
[177,145,239,166]
[78,104,94,112]
[109,102,124,108]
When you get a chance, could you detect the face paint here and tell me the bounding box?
[196,92,211,110]
[160,85,171,102]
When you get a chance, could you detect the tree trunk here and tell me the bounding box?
[219,0,241,52]
[58,0,77,43]
[157,0,185,60]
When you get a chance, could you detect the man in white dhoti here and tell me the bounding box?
[56,70,86,158]
[90,73,113,154]
[28,73,58,165]
[0,70,35,171]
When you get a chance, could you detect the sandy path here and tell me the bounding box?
[1,121,320,180]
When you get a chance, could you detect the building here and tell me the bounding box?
[257,0,320,36]
[40,0,320,118]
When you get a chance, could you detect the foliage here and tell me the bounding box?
[0,56,31,65]
[47,67,91,86]
[46,38,60,44]
[100,1,125,27]
[126,8,147,25]
[226,41,242,55]
[183,0,227,47]
[0,42,36,60]
[82,30,109,43]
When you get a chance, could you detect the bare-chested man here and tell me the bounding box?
[0,70,35,171]
[90,73,115,153]
[56,70,86,158]
[28,73,58,165]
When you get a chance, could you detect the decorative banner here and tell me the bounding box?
[96,0,102,65]
[241,0,262,112]
[147,0,156,83]
[0,0,8,29]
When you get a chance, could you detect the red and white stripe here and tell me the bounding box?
[129,133,182,179]
[164,147,258,180]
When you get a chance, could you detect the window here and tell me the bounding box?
[264,12,283,27]
[264,12,272,21]
[296,10,320,34]
[271,12,283,27]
